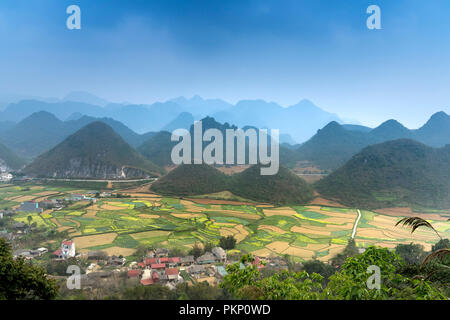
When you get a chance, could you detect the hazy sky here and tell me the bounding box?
[1,0,449,127]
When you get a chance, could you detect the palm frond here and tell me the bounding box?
[395,217,441,239]
[421,249,450,267]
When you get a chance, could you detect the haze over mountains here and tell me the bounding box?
[0,92,347,142]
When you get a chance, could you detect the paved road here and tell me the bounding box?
[351,209,362,239]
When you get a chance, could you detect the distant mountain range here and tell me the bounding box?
[294,111,450,170]
[213,99,343,143]
[0,111,157,159]
[23,122,162,179]
[0,94,350,142]
[316,139,450,209]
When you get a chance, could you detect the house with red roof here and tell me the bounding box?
[252,256,265,270]
[128,269,141,278]
[145,257,158,266]
[140,278,154,286]
[151,263,166,270]
[159,257,170,264]
[165,268,179,280]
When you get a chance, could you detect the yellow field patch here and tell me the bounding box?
[74,233,118,249]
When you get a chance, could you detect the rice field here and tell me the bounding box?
[1,182,449,260]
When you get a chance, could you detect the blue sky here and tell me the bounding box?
[1,0,450,127]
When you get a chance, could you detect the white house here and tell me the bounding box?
[53,239,76,259]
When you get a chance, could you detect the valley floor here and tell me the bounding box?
[1,181,449,261]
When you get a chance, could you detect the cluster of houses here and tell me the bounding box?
[127,246,239,288]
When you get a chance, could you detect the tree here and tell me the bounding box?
[219,236,237,250]
[395,243,426,265]
[432,239,449,252]
[302,259,336,283]
[330,239,359,268]
[395,217,449,266]
[203,241,214,253]
[324,246,445,300]
[189,244,203,259]
[0,237,58,300]
[220,254,323,300]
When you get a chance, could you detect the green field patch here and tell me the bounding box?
[57,219,78,227]
[113,234,140,248]
[320,207,351,213]
[292,207,329,220]
[209,216,250,225]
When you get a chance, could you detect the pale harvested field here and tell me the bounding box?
[74,233,118,249]
[171,213,203,219]
[282,246,315,259]
[356,228,391,239]
[219,224,249,243]
[266,241,290,253]
[187,198,256,206]
[233,225,250,243]
[290,225,331,236]
[8,195,36,202]
[251,248,274,257]
[375,207,450,221]
[258,225,286,234]
[219,227,236,237]
[263,207,298,217]
[305,243,332,251]
[305,206,355,219]
[213,210,260,220]
[179,200,206,212]
[57,226,73,232]
[102,247,136,256]
[309,197,346,208]
[85,204,99,218]
[34,191,59,196]
[130,230,171,240]
[101,203,132,211]
[30,186,45,190]
[318,244,347,261]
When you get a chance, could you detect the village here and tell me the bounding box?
[0,189,289,292]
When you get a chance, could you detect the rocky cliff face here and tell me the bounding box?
[42,159,151,179]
